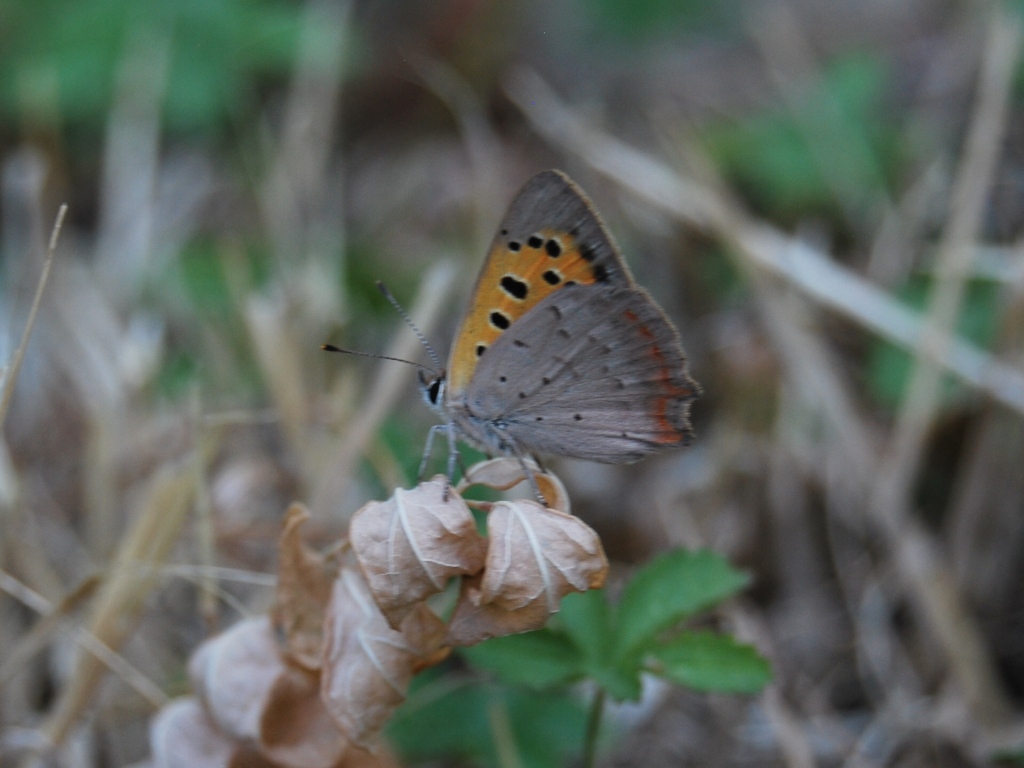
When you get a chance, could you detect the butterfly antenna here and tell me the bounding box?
[320,344,433,373]
[376,281,444,373]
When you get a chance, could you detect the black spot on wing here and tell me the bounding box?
[545,239,562,257]
[543,269,562,285]
[489,311,510,330]
[579,243,597,262]
[527,234,543,249]
[500,275,528,300]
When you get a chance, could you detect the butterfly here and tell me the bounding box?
[417,170,700,478]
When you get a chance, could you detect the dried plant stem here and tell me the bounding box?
[0,204,66,434]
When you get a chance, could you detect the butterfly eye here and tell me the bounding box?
[428,378,442,404]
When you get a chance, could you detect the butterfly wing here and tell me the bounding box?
[446,170,634,396]
[457,284,699,463]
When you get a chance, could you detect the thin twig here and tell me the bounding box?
[0,204,66,434]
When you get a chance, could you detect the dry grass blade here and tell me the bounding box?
[0,204,66,434]
[0,574,97,690]
[190,389,219,629]
[261,0,351,272]
[245,292,314,484]
[40,461,195,748]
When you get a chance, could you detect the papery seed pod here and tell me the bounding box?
[350,477,486,628]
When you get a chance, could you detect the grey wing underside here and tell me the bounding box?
[462,284,699,463]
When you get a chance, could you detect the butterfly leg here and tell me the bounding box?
[417,424,445,482]
[505,439,548,507]
[442,422,460,501]
[530,453,548,475]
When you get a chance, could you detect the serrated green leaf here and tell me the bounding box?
[649,631,771,693]
[613,549,749,658]
[461,630,585,689]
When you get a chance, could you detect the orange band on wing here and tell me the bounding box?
[623,309,693,443]
[448,228,611,395]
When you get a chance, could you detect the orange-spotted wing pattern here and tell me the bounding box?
[446,171,633,394]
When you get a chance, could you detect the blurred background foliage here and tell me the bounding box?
[2,0,1024,766]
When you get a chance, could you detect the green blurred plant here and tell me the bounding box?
[390,549,770,768]
[0,0,306,135]
[584,0,744,43]
[702,55,902,223]
[388,674,589,768]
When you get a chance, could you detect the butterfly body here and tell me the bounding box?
[421,170,699,468]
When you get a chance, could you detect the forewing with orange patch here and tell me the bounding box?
[447,171,634,396]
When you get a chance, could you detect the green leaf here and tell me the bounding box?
[559,592,644,698]
[557,588,614,661]
[649,631,771,693]
[587,660,643,702]
[586,0,730,42]
[614,549,749,658]
[470,592,643,703]
[388,674,586,768]
[461,630,585,689]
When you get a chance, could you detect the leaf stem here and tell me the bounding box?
[581,686,606,768]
